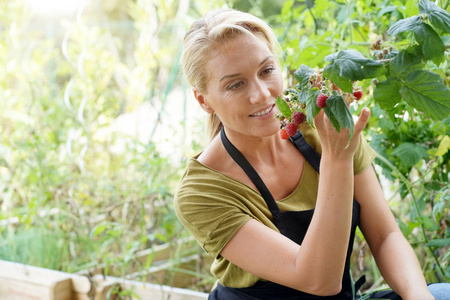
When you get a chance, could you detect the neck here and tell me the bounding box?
[222,126,286,165]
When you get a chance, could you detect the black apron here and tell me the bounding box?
[208,128,366,300]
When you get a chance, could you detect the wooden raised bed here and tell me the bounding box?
[0,260,208,300]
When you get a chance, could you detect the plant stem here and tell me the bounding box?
[375,153,446,279]
[346,0,353,45]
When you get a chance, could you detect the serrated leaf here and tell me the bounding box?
[400,70,450,120]
[323,50,385,92]
[426,238,450,248]
[276,96,292,119]
[390,47,425,78]
[294,65,315,89]
[304,89,321,124]
[392,142,429,167]
[323,93,354,140]
[413,23,445,65]
[387,15,423,36]
[419,0,450,33]
[373,78,402,109]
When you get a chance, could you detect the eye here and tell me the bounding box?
[227,81,244,90]
[261,66,275,75]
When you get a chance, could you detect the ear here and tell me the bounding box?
[193,88,215,114]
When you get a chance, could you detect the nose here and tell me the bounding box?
[248,78,271,104]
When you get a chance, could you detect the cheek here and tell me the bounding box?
[272,75,284,93]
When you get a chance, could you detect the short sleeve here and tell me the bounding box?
[353,132,377,174]
[174,161,255,258]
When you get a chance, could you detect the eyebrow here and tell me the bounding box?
[219,55,274,82]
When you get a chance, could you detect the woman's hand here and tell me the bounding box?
[314,108,370,160]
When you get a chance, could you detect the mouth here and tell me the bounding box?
[250,104,275,117]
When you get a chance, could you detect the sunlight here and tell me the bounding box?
[25,0,86,16]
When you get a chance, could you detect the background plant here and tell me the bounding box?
[0,0,448,296]
[271,0,449,288]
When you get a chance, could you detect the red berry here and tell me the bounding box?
[292,111,306,125]
[285,123,298,137]
[280,129,289,140]
[316,94,329,108]
[353,89,363,101]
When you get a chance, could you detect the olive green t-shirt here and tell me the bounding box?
[174,125,377,289]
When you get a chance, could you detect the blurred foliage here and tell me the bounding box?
[0,0,448,296]
[0,0,201,282]
[270,0,449,289]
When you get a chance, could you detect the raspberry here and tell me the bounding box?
[280,129,289,140]
[285,123,298,137]
[353,89,363,101]
[292,111,306,125]
[316,94,329,108]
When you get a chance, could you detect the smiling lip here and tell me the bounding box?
[250,104,275,117]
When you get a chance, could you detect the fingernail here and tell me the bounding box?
[363,109,369,116]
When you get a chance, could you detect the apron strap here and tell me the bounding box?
[289,131,321,174]
[355,275,366,293]
[220,127,281,215]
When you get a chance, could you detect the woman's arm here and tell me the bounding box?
[220,109,370,296]
[356,166,434,300]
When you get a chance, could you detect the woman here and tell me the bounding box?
[175,8,448,300]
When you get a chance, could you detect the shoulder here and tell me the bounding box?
[174,155,257,218]
[196,134,237,175]
[174,156,258,257]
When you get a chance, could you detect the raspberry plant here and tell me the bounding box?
[276,0,450,140]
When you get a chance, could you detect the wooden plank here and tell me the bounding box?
[0,260,72,300]
[97,276,208,300]
[0,277,71,300]
[0,258,210,300]
[0,260,94,299]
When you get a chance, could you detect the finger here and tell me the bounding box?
[354,108,370,135]
[313,109,325,130]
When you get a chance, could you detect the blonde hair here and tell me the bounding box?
[180,8,281,141]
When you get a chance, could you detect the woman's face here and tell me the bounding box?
[196,33,284,138]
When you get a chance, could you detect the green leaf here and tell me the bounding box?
[391,142,429,167]
[426,238,450,248]
[397,218,412,236]
[432,200,445,221]
[419,0,450,33]
[400,70,450,120]
[378,118,395,131]
[294,64,315,89]
[323,50,385,92]
[323,92,354,140]
[435,135,450,156]
[387,15,423,36]
[89,222,109,238]
[390,47,425,78]
[373,78,402,110]
[276,96,292,119]
[377,5,398,18]
[413,23,445,65]
[303,89,321,124]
